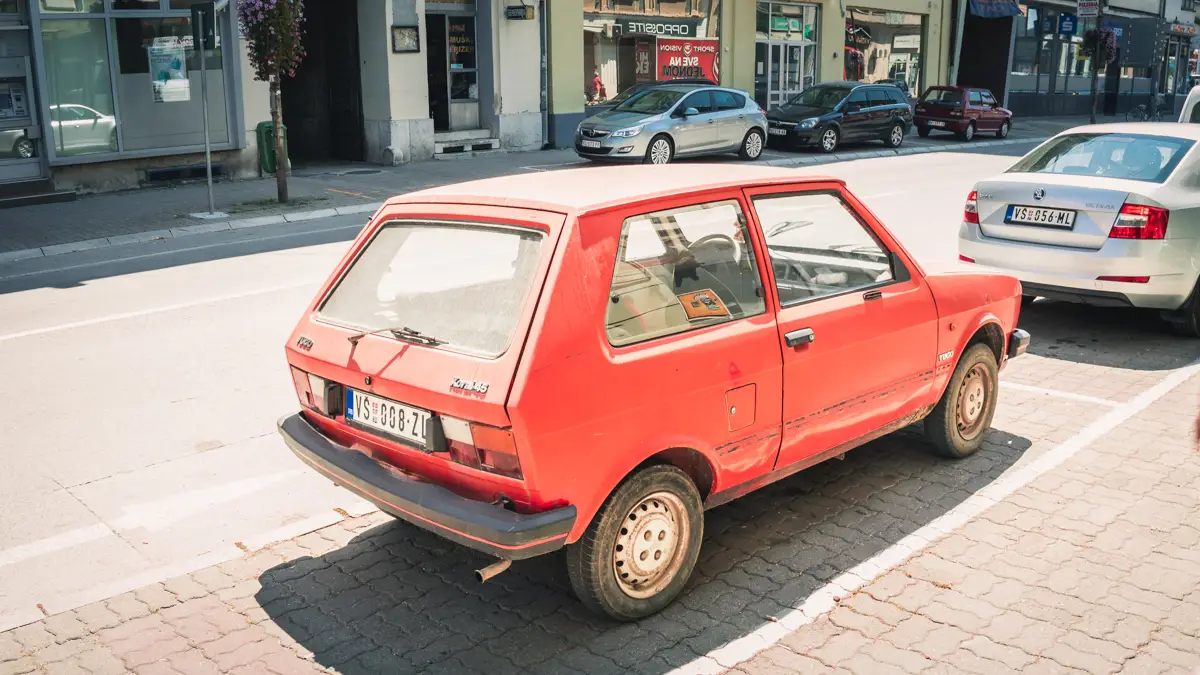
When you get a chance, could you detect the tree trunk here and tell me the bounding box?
[270,73,289,203]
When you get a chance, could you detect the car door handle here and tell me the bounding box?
[864,289,883,301]
[784,328,815,347]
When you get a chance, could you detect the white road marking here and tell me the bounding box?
[1000,381,1121,407]
[0,281,317,342]
[669,359,1200,675]
[0,524,114,569]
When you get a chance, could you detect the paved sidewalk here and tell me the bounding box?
[0,116,1095,260]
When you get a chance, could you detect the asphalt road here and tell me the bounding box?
[0,142,1057,630]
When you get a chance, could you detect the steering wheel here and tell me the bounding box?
[689,233,739,263]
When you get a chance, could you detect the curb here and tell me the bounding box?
[0,136,1050,266]
[0,201,383,265]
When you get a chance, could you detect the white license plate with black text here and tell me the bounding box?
[769,128,788,136]
[345,389,430,447]
[581,139,602,148]
[1005,205,1077,228]
[927,121,946,127]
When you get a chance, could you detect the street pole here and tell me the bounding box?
[200,7,215,215]
[1089,5,1104,124]
[949,0,968,85]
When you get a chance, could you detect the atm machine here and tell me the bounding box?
[0,4,46,184]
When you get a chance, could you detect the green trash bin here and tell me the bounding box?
[256,121,289,175]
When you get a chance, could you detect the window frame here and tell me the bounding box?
[968,90,983,105]
[747,187,911,310]
[713,89,742,111]
[675,90,715,116]
[30,0,241,165]
[604,196,770,349]
[866,87,892,108]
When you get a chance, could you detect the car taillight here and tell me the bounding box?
[964,190,979,224]
[441,416,523,480]
[290,366,340,416]
[1097,276,1150,283]
[959,254,976,263]
[1109,204,1169,240]
[916,105,926,113]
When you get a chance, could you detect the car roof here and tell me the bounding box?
[1055,122,1200,141]
[389,165,844,215]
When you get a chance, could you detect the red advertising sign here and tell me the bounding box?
[656,37,720,82]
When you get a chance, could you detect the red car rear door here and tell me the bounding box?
[743,183,939,470]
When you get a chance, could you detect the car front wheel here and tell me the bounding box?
[739,129,765,160]
[925,343,999,458]
[818,127,839,153]
[997,120,1011,139]
[566,465,703,621]
[644,135,674,165]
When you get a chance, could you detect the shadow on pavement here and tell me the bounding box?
[1018,299,1197,371]
[256,428,1030,675]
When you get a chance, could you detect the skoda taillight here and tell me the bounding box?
[964,191,980,224]
[1110,204,1169,240]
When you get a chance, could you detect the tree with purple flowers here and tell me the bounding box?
[237,0,306,203]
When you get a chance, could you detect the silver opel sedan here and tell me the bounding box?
[959,123,1200,335]
[575,84,767,165]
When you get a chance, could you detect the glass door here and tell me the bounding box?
[0,1,45,182]
[763,42,807,109]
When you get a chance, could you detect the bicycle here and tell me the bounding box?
[1126,96,1165,122]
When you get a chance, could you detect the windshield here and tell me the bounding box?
[609,83,651,104]
[319,221,544,358]
[787,87,851,109]
[614,89,685,114]
[1007,133,1195,184]
[921,89,962,105]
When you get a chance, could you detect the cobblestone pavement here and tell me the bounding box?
[2,304,1198,674]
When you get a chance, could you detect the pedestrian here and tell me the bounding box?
[592,70,606,102]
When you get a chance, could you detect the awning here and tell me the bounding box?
[968,0,1022,18]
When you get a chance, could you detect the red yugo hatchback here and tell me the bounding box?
[278,165,1029,620]
[915,86,1013,142]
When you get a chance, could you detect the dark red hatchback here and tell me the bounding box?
[914,86,1013,142]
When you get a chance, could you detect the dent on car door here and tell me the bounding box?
[743,185,939,470]
[673,91,718,153]
[603,194,784,489]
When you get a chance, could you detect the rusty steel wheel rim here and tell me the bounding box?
[956,363,992,441]
[612,491,689,599]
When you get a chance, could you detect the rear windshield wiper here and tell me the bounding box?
[347,325,446,346]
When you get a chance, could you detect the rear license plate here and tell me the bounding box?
[1005,205,1077,228]
[345,389,430,447]
[581,139,602,148]
[927,121,946,127]
[769,128,788,136]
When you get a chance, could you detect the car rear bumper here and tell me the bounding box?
[960,221,1197,310]
[277,413,576,560]
[1008,328,1031,359]
[915,117,969,132]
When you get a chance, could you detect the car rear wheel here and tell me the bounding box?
[644,135,674,165]
[885,123,905,148]
[566,464,703,621]
[997,120,1011,139]
[958,122,976,142]
[925,343,998,458]
[739,129,765,160]
[818,127,839,153]
[1165,281,1200,337]
[917,126,931,138]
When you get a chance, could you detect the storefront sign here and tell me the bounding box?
[1076,0,1099,16]
[504,5,534,20]
[1169,23,1198,36]
[615,16,699,37]
[634,41,653,81]
[148,41,190,103]
[656,37,718,81]
[846,24,872,48]
[893,34,920,49]
[449,17,475,69]
[1058,14,1077,35]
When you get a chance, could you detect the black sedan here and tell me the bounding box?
[766,82,913,154]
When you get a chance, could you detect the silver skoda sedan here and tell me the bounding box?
[959,123,1200,335]
[575,84,767,164]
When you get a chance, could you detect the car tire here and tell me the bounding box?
[566,464,703,621]
[885,122,905,148]
[739,128,765,161]
[997,120,1011,139]
[925,343,999,459]
[644,135,674,165]
[1021,295,1037,308]
[109,130,118,152]
[958,122,976,142]
[13,137,33,159]
[818,127,839,154]
[1165,281,1200,337]
[917,126,931,138]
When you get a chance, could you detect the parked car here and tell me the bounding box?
[0,129,33,159]
[575,84,767,164]
[48,104,118,154]
[765,81,913,154]
[877,78,912,100]
[959,123,1200,335]
[588,78,717,115]
[277,164,1029,620]
[1179,85,1200,124]
[915,86,1012,141]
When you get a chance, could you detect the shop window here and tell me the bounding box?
[448,16,477,101]
[39,0,103,13]
[112,17,229,151]
[112,0,158,9]
[41,18,116,157]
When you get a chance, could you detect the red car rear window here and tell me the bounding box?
[921,89,962,106]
